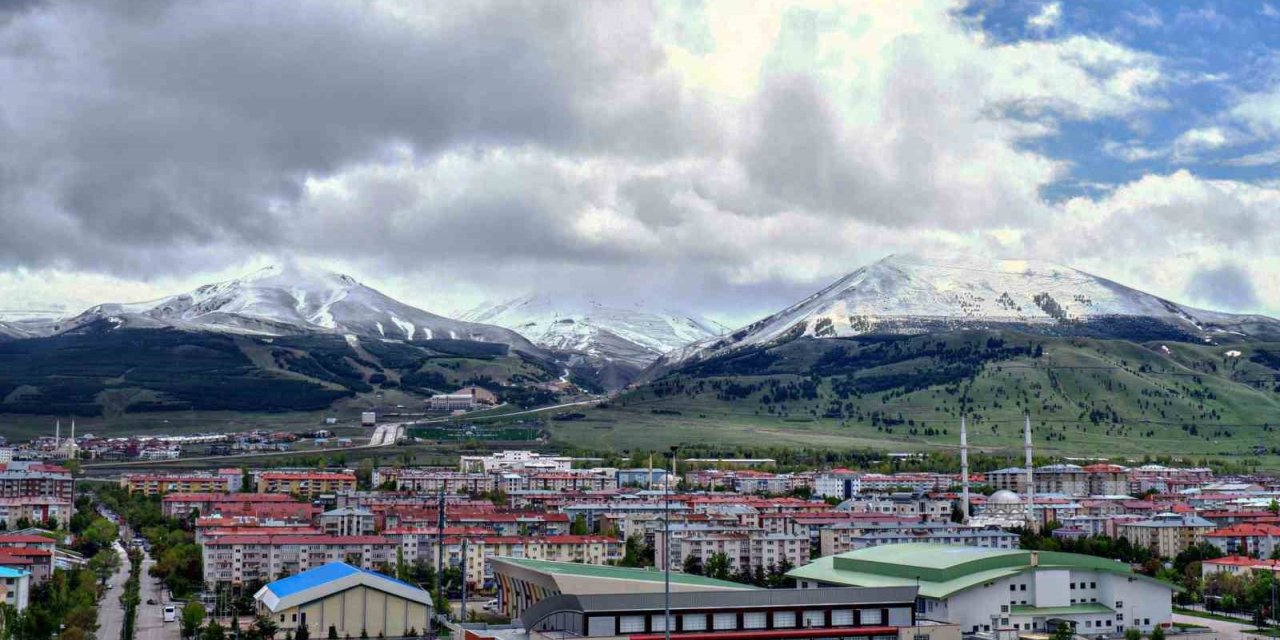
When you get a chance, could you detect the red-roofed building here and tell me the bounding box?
[1202,555,1280,579]
[1205,523,1280,559]
[162,492,300,518]
[0,548,52,584]
[0,497,73,529]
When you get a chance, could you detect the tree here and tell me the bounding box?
[181,601,207,640]
[1150,625,1165,640]
[328,626,339,640]
[89,548,120,585]
[295,622,311,640]
[682,554,704,576]
[706,552,731,581]
[1051,623,1074,640]
[254,616,279,640]
[1270,499,1279,515]
[203,621,227,640]
[1124,628,1141,640]
[570,515,589,535]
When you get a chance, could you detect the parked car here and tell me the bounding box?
[163,605,176,623]
[483,599,498,611]
[146,599,156,605]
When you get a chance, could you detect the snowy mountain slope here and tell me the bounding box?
[460,294,726,367]
[660,254,1280,367]
[48,264,544,355]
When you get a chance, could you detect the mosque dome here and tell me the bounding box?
[988,489,1023,505]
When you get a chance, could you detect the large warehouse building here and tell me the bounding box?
[788,543,1174,637]
[491,557,755,620]
[254,562,432,638]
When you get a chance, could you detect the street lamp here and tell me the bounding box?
[664,445,678,640]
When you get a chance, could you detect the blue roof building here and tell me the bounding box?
[255,562,432,638]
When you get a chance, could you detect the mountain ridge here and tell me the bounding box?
[654,254,1280,373]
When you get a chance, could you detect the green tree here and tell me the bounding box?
[88,548,120,585]
[203,621,227,640]
[181,601,207,640]
[255,616,280,640]
[1051,623,1074,640]
[295,622,311,640]
[570,515,589,535]
[706,552,731,581]
[682,554,704,576]
[1124,628,1141,640]
[1151,625,1165,640]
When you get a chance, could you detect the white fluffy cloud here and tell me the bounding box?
[1,0,1276,321]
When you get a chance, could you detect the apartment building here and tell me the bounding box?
[121,470,239,496]
[1116,513,1216,557]
[459,451,571,473]
[161,492,302,518]
[1035,464,1088,496]
[660,530,809,574]
[318,507,376,537]
[201,534,396,587]
[1205,523,1280,559]
[256,472,357,498]
[0,497,72,529]
[1084,464,1131,496]
[0,463,73,503]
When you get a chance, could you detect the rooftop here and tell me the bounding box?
[493,556,756,589]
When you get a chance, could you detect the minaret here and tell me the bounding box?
[960,416,970,522]
[69,419,76,457]
[1024,414,1035,529]
[54,420,60,449]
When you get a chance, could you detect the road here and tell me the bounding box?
[1174,613,1256,640]
[97,541,130,640]
[96,541,181,640]
[136,549,180,640]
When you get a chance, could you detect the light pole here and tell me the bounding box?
[664,445,678,640]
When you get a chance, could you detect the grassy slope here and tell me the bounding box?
[543,333,1280,466]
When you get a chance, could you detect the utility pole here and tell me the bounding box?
[664,445,678,640]
[461,538,469,624]
[435,489,445,620]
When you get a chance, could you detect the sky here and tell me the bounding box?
[1,0,1279,327]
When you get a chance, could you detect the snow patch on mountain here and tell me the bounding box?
[661,254,1280,367]
[460,294,727,367]
[42,263,542,354]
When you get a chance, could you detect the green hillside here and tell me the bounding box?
[0,322,559,417]
[545,331,1280,464]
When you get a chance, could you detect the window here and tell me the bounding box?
[713,613,736,630]
[743,613,766,629]
[682,615,707,632]
[831,610,854,626]
[1010,585,1017,592]
[651,615,672,632]
[1001,618,1009,626]
[1020,584,1027,591]
[1001,605,1009,613]
[862,609,883,625]
[619,616,646,633]
[804,611,824,628]
[774,612,796,628]
[1116,601,1124,608]
[1091,582,1096,589]
[1070,583,1076,589]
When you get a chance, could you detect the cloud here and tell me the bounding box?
[1185,264,1261,311]
[1027,2,1062,31]
[7,0,1277,321]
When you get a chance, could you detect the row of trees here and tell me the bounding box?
[0,564,103,640]
[681,553,796,588]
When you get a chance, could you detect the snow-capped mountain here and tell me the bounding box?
[49,264,542,353]
[460,294,726,368]
[660,254,1280,367]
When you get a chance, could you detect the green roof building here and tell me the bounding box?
[787,543,1174,638]
[491,556,755,619]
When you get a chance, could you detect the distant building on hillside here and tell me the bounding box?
[429,386,498,412]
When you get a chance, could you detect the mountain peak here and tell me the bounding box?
[658,254,1280,368]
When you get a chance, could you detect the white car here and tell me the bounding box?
[163,605,176,623]
[482,599,498,611]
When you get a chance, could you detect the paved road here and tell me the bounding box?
[1174,613,1256,640]
[97,541,130,640]
[136,550,180,640]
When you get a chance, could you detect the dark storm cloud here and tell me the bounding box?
[1186,263,1261,311]
[0,0,708,275]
